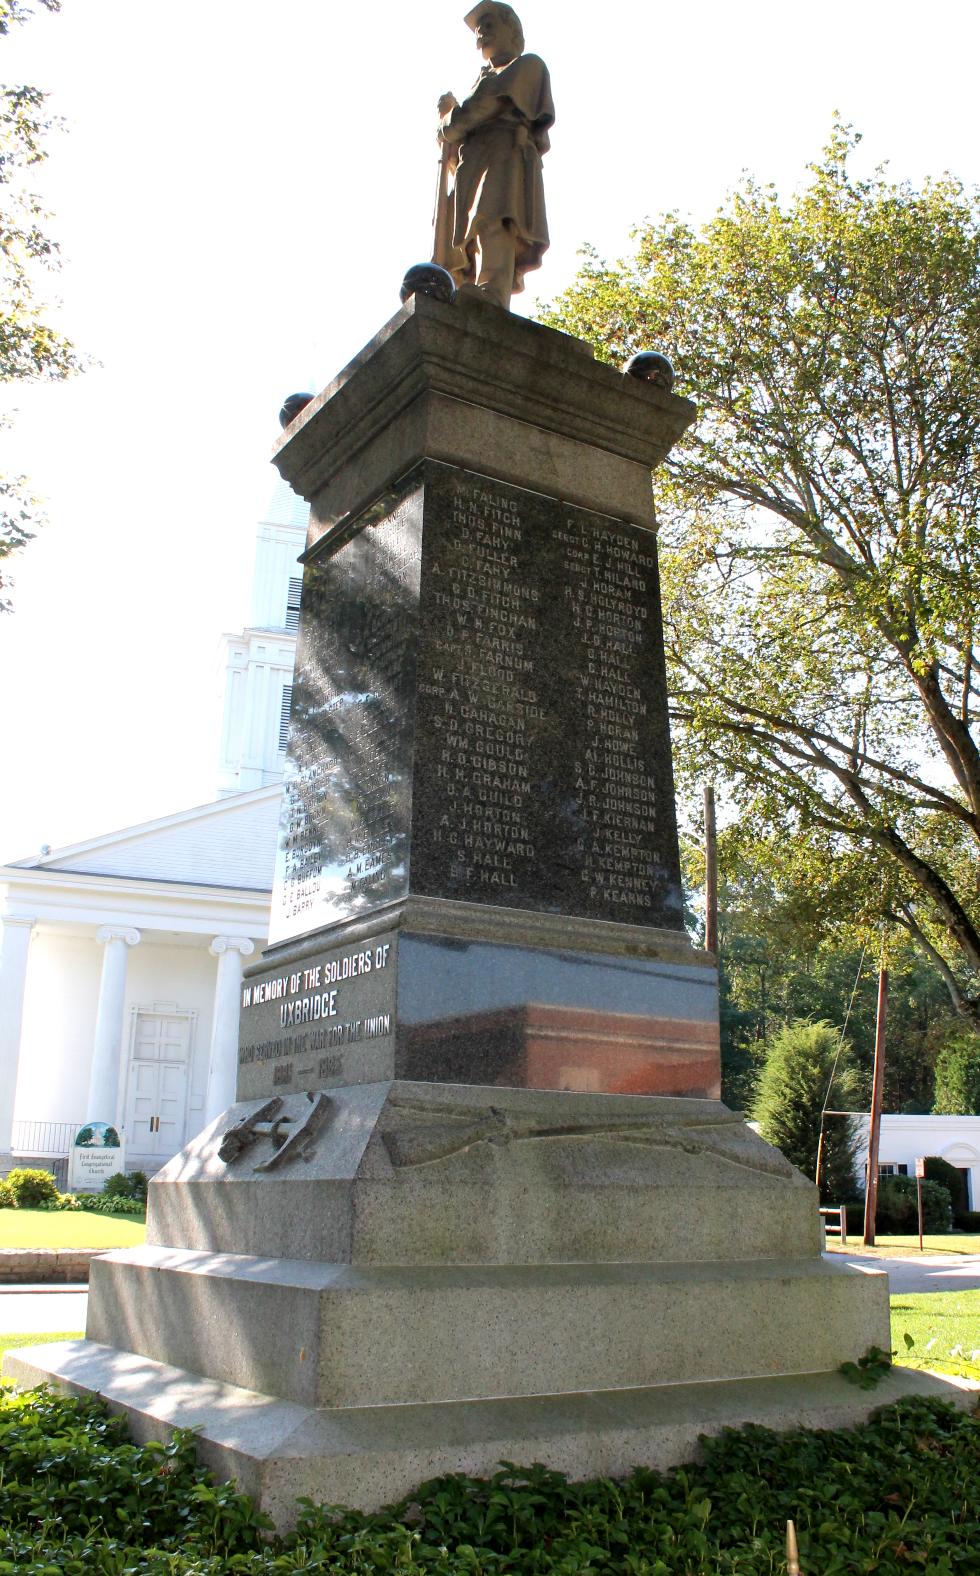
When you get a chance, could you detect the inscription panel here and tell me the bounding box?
[413,466,683,928]
[238,934,397,1099]
[269,487,422,945]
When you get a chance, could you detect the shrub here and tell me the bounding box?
[876,1175,952,1233]
[81,1193,145,1217]
[0,1180,15,1208]
[102,1168,148,1202]
[923,1156,969,1215]
[5,1166,59,1208]
[954,1209,980,1231]
[34,1191,82,1211]
[838,1185,953,1234]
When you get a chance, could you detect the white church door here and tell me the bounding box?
[125,1012,191,1156]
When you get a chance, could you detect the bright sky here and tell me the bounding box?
[1,0,978,861]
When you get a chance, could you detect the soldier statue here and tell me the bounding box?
[434,3,554,312]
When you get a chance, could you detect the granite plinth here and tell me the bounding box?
[147,1084,820,1265]
[273,291,695,544]
[238,911,719,1101]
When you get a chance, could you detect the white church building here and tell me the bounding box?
[0,482,306,1178]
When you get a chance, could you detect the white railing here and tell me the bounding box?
[11,1120,84,1157]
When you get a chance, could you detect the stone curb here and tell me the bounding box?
[0,1249,102,1284]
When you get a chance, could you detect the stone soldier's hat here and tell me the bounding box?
[463,2,524,40]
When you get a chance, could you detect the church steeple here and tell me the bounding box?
[215,478,308,797]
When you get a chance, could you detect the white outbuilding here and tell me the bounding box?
[853,1113,980,1212]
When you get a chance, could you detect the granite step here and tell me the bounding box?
[86,1244,890,1408]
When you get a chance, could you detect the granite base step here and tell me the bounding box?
[86,1244,890,1407]
[4,1339,974,1529]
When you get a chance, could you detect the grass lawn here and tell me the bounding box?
[0,1330,82,1359]
[0,1209,145,1250]
[827,1231,980,1256]
[0,1332,83,1393]
[891,1287,980,1382]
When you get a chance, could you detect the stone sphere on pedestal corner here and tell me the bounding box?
[279,392,314,430]
[400,263,457,306]
[624,352,676,392]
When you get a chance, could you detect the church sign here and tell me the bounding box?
[68,1122,125,1193]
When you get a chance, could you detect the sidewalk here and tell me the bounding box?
[0,1286,87,1334]
[827,1252,980,1295]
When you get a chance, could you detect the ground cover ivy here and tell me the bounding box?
[0,1386,976,1573]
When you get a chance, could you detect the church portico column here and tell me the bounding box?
[87,927,140,1125]
[204,936,255,1125]
[0,916,36,1158]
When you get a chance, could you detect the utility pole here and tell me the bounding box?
[862,965,888,1247]
[703,784,718,955]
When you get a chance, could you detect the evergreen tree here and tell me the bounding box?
[750,1020,862,1200]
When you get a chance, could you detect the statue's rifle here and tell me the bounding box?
[432,137,454,271]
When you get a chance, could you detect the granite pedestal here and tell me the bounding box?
[7,298,971,1524]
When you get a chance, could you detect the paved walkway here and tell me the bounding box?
[0,1286,87,1335]
[829,1252,980,1295]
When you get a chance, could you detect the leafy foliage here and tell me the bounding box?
[32,1189,81,1210]
[839,1345,893,1389]
[102,1167,149,1202]
[691,829,960,1112]
[0,1385,271,1571]
[0,0,78,609]
[750,1019,862,1199]
[924,1156,970,1215]
[0,1385,978,1573]
[81,1191,146,1217]
[4,1165,58,1207]
[876,1176,952,1234]
[932,1031,980,1113]
[542,123,980,1028]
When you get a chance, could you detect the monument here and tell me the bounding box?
[5,5,969,1527]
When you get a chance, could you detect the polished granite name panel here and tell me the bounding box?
[268,462,684,948]
[239,926,718,1101]
[412,465,683,927]
[269,484,422,945]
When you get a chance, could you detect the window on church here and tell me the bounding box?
[279,685,293,752]
[285,577,302,632]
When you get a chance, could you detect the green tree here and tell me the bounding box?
[542,125,980,1028]
[750,1019,861,1201]
[932,1032,980,1114]
[683,824,956,1112]
[0,0,77,609]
